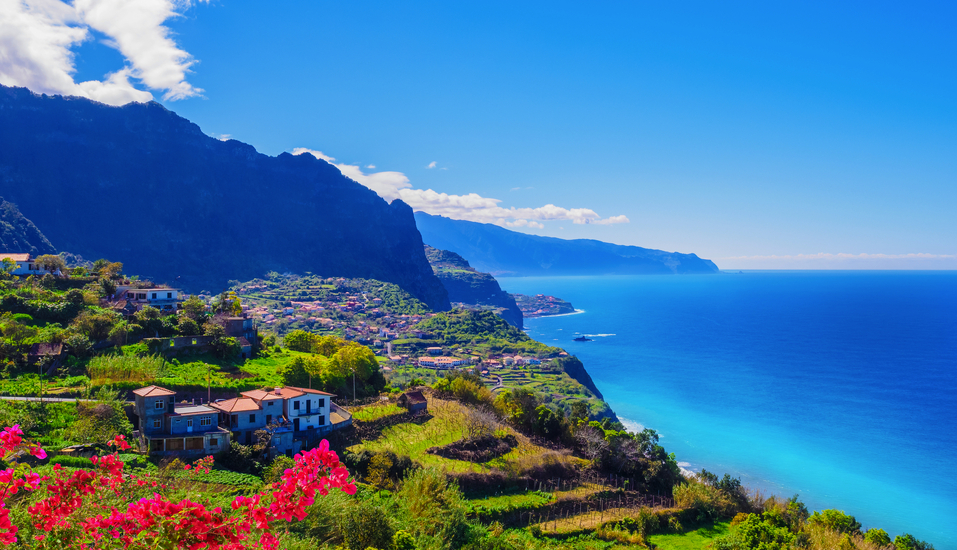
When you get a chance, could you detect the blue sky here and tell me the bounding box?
[2,1,955,268]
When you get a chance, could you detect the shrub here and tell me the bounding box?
[808,509,862,535]
[340,500,394,550]
[264,455,295,484]
[396,467,469,547]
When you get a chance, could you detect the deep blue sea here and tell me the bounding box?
[499,272,957,548]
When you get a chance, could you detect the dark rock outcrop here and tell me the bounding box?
[0,85,450,311]
[0,198,56,256]
[424,245,523,328]
[415,212,720,276]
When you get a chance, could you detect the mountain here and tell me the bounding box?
[424,245,523,329]
[414,212,719,276]
[0,198,57,257]
[0,85,450,311]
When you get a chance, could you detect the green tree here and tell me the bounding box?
[71,386,135,444]
[396,468,469,547]
[284,329,319,353]
[179,296,208,321]
[894,533,935,550]
[0,257,16,274]
[340,501,394,550]
[865,529,892,547]
[176,317,200,336]
[808,509,862,535]
[35,254,67,274]
[134,306,164,336]
[203,321,240,359]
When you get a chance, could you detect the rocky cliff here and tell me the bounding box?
[424,245,523,328]
[0,198,57,257]
[0,85,450,311]
[415,212,720,276]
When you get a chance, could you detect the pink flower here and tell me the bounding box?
[29,447,46,460]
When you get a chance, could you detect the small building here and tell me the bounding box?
[398,391,428,413]
[426,347,443,355]
[27,342,64,367]
[0,253,45,276]
[132,385,230,455]
[209,396,298,456]
[121,288,182,312]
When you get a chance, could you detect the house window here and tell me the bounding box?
[187,419,194,428]
[153,419,162,428]
[317,398,325,408]
[294,401,300,410]
[268,402,274,407]
[167,292,172,299]
[152,293,157,299]
[201,417,211,427]
[249,414,256,423]
[210,438,219,447]
[154,400,165,409]
[266,415,272,424]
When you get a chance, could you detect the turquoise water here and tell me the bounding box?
[499,272,957,547]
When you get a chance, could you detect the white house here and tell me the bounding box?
[119,288,182,312]
[0,253,46,276]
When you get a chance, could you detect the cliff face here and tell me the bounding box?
[424,245,523,329]
[415,212,720,276]
[0,198,56,256]
[0,85,450,311]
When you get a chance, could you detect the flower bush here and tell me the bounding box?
[0,426,356,549]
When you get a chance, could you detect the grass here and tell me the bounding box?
[647,521,731,550]
[349,395,568,475]
[88,354,167,385]
[350,402,404,422]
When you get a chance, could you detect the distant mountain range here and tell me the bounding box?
[414,212,719,276]
[0,85,450,311]
[424,245,523,329]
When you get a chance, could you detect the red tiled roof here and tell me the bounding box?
[132,385,175,397]
[285,386,335,397]
[209,397,261,413]
[242,388,294,401]
[0,253,30,262]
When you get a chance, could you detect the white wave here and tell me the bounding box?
[618,416,645,433]
[583,333,616,338]
[533,309,585,318]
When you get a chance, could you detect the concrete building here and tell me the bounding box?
[209,396,299,457]
[0,253,46,276]
[120,288,182,312]
[132,385,230,455]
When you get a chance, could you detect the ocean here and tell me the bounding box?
[499,271,957,547]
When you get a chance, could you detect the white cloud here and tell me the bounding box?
[592,215,630,225]
[293,148,628,229]
[426,161,437,169]
[366,164,375,169]
[0,0,205,106]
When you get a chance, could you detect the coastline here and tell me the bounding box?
[525,308,585,319]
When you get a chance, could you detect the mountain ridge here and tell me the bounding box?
[0,84,450,311]
[424,245,524,329]
[414,212,719,276]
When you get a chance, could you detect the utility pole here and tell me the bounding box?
[206,362,211,404]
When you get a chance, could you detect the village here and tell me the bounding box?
[0,254,600,461]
